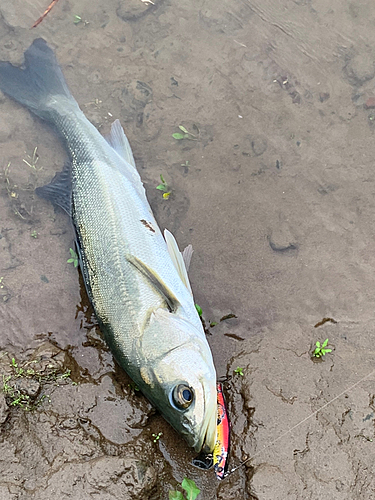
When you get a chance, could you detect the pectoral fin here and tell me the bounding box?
[126,255,180,312]
[164,229,193,296]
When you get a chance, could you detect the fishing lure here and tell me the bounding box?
[213,383,230,479]
[192,382,230,479]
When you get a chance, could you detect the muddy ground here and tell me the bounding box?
[1,0,375,498]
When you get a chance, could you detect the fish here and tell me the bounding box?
[0,38,217,453]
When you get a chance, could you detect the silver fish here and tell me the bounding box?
[0,39,217,452]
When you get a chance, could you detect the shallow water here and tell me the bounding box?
[1,0,375,498]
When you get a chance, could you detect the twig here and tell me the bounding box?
[31,0,60,29]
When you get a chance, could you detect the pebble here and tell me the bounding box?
[14,378,40,399]
[344,54,375,86]
[319,92,330,103]
[0,392,8,424]
[364,97,375,109]
[116,0,152,22]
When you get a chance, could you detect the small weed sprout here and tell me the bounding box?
[152,432,162,443]
[2,355,74,411]
[58,369,71,380]
[4,162,18,200]
[169,477,201,500]
[74,15,89,25]
[2,374,40,410]
[195,304,203,317]
[11,358,24,377]
[31,230,38,239]
[234,367,244,377]
[128,382,140,392]
[2,375,30,408]
[156,174,171,199]
[172,125,197,141]
[67,248,79,267]
[313,338,332,358]
[23,147,41,171]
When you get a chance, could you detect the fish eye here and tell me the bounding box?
[172,384,194,410]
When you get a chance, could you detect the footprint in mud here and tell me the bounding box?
[267,217,298,253]
[112,81,153,124]
[116,0,164,23]
[151,191,191,233]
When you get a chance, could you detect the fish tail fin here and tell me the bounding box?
[0,38,75,121]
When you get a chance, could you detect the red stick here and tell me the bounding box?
[31,0,60,28]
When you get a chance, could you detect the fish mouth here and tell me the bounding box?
[194,383,217,453]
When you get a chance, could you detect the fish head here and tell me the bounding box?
[139,309,217,453]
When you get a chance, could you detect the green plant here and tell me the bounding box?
[234,366,244,376]
[2,374,48,410]
[67,248,79,267]
[3,375,30,407]
[152,431,162,443]
[11,358,24,377]
[73,14,89,25]
[195,304,203,317]
[169,478,200,500]
[128,382,140,392]
[58,369,71,380]
[181,160,190,167]
[313,338,332,358]
[31,230,38,238]
[172,126,197,141]
[2,353,74,411]
[156,174,171,199]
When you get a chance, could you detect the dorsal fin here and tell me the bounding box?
[126,254,180,312]
[105,119,149,205]
[182,244,193,272]
[107,119,136,168]
[164,229,193,296]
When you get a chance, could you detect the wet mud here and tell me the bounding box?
[1,0,375,498]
